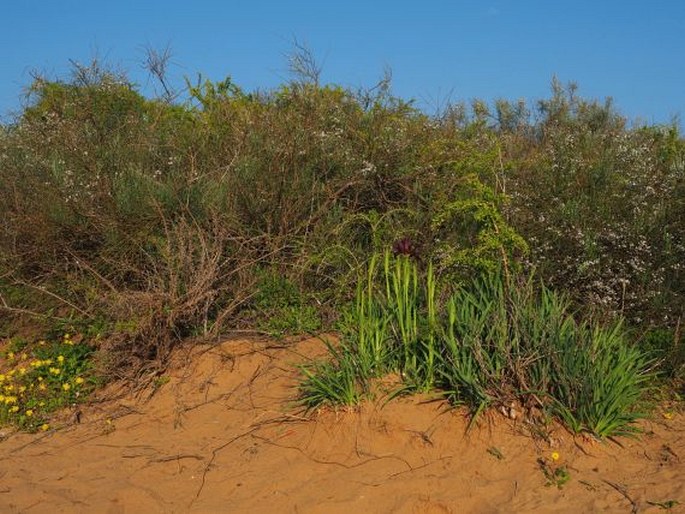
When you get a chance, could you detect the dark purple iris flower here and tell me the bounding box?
[392,237,419,259]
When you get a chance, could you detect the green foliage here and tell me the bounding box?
[432,174,528,278]
[345,254,392,376]
[187,75,245,110]
[538,456,571,489]
[546,322,652,437]
[641,328,685,383]
[0,333,95,432]
[505,79,685,327]
[441,293,496,420]
[0,59,682,404]
[252,271,321,338]
[441,272,652,436]
[300,255,653,438]
[384,252,420,368]
[259,304,321,338]
[298,338,363,410]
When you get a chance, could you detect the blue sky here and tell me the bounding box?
[3,1,684,127]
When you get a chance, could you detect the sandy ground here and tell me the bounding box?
[1,337,683,514]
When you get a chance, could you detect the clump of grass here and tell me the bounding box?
[346,253,392,377]
[0,333,95,432]
[442,272,653,436]
[298,338,363,410]
[299,251,653,438]
[548,322,652,437]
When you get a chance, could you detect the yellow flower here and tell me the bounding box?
[38,383,46,391]
[9,406,19,413]
[38,401,45,407]
[4,385,14,392]
[0,374,5,382]
[57,355,65,363]
[62,383,71,391]
[0,395,4,402]
[551,452,560,462]
[31,360,42,367]
[663,412,674,420]
[19,367,27,375]
[41,423,50,431]
[4,396,17,405]
[25,409,33,417]
[7,352,14,360]
[18,385,26,393]
[49,367,61,375]
[37,376,43,381]
[75,377,85,385]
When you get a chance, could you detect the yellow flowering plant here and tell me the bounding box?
[0,334,95,432]
[538,452,571,489]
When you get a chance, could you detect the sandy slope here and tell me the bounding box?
[1,337,683,514]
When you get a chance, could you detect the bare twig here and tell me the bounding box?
[287,38,322,86]
[14,280,91,318]
[602,480,639,514]
[193,426,262,503]
[0,292,50,319]
[142,44,176,103]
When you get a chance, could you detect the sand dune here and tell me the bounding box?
[2,337,683,513]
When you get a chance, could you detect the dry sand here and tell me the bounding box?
[1,337,683,513]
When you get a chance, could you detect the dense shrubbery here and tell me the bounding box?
[503,81,685,328]
[0,61,683,431]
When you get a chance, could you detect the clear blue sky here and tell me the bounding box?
[3,0,684,127]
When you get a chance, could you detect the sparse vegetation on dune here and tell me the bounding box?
[0,56,683,435]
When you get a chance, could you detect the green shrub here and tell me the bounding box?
[503,80,685,327]
[250,270,322,337]
[641,328,685,382]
